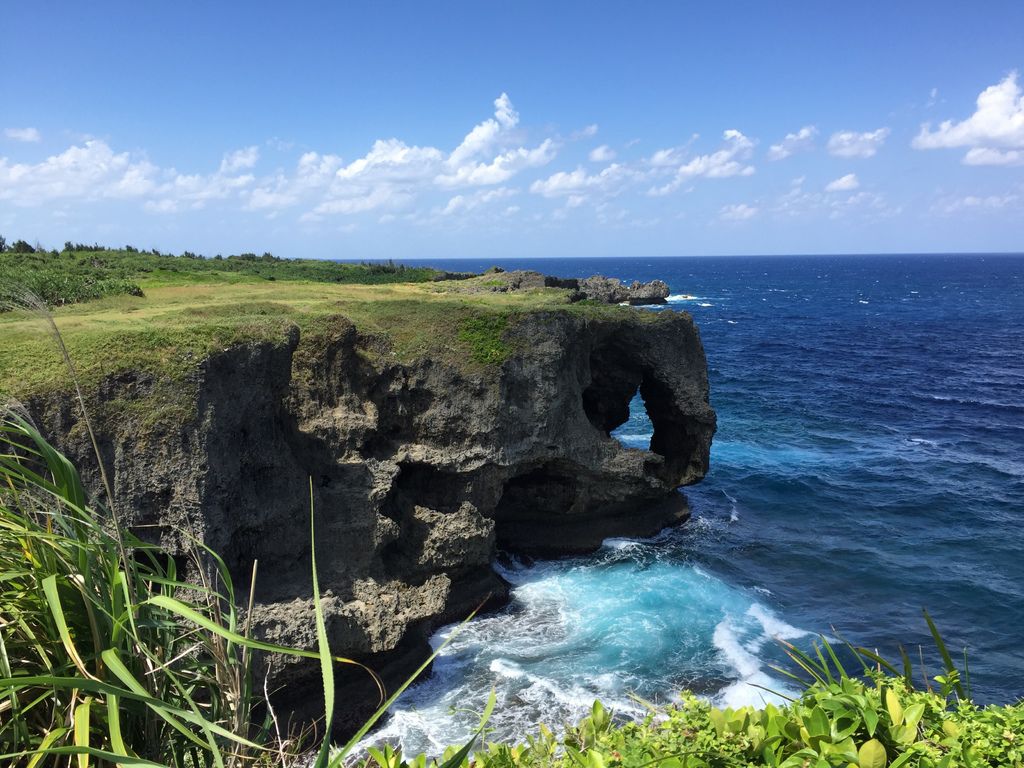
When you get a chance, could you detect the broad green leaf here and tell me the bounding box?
[858,738,887,768]
[885,688,904,727]
[807,705,830,739]
[903,702,925,732]
[862,707,879,737]
[708,707,726,738]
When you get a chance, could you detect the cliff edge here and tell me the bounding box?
[23,303,715,728]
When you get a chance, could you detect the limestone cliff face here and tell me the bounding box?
[27,308,715,726]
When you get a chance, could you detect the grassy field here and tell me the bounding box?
[0,252,637,400]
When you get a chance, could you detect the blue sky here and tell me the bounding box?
[2,1,1022,258]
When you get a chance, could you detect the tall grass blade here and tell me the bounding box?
[311,478,335,768]
[73,696,93,768]
[42,574,93,679]
[923,609,965,699]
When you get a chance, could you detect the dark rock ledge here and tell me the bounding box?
[438,268,672,305]
[27,308,715,731]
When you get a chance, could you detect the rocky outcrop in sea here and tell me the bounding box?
[26,304,715,730]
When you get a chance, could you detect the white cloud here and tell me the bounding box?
[572,124,599,139]
[248,185,300,210]
[4,127,41,143]
[936,193,1019,214]
[530,163,632,200]
[220,146,260,173]
[767,125,817,160]
[439,187,517,215]
[436,139,556,187]
[0,139,159,204]
[448,93,519,168]
[0,136,263,212]
[719,203,758,221]
[962,147,1023,166]
[913,72,1024,165]
[773,177,897,220]
[825,173,860,192]
[313,185,408,216]
[337,139,444,182]
[434,93,557,187]
[827,128,890,158]
[0,94,559,220]
[162,167,254,208]
[648,130,755,196]
[589,144,616,162]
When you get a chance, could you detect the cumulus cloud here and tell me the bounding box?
[913,72,1024,165]
[220,146,260,173]
[827,128,890,158]
[0,139,159,205]
[588,144,616,162]
[437,140,556,187]
[435,93,556,187]
[720,203,758,221]
[447,93,518,168]
[530,163,633,201]
[0,137,261,211]
[767,126,817,160]
[825,173,859,192]
[647,130,755,196]
[4,127,41,143]
[0,94,561,221]
[962,147,1023,166]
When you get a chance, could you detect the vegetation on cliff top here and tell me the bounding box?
[0,243,439,305]
[2,410,1021,766]
[0,248,655,399]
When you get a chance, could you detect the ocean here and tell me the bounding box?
[363,254,1024,755]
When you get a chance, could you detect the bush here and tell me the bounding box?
[361,642,1024,768]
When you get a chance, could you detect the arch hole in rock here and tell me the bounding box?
[610,388,655,451]
[582,344,705,484]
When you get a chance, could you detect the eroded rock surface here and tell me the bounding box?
[26,308,715,729]
[447,270,671,305]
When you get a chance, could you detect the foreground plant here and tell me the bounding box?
[358,642,1022,768]
[0,407,492,767]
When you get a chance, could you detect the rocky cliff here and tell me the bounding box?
[26,306,715,728]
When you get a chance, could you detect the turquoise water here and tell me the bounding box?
[365,254,1024,753]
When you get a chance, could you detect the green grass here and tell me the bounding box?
[456,313,514,365]
[1,249,439,305]
[0,259,642,402]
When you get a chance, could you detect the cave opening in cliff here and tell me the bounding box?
[581,349,656,452]
[608,387,656,451]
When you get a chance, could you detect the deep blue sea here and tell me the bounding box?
[364,254,1024,754]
